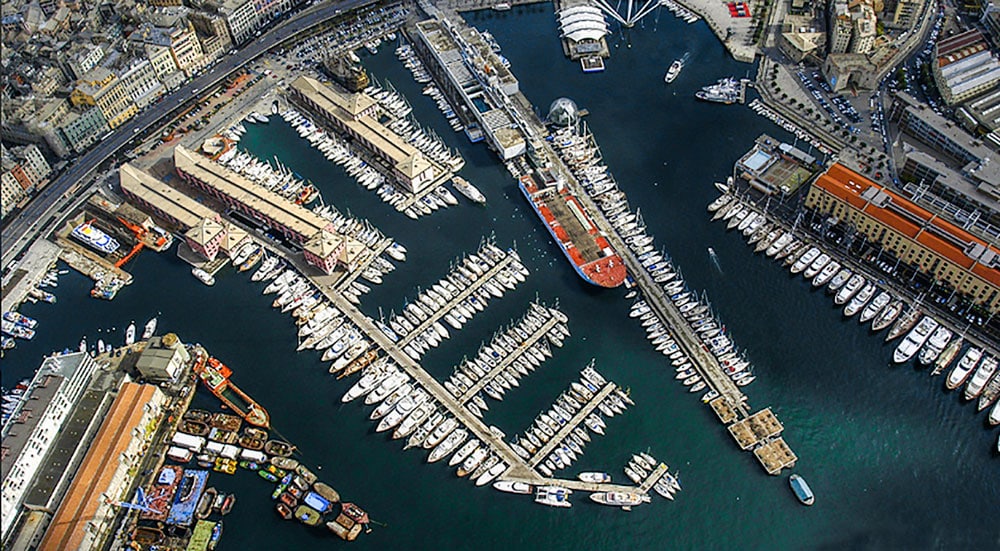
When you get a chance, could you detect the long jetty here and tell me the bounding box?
[527,382,616,467]
[456,313,559,404]
[397,253,516,348]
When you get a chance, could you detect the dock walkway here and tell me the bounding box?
[322,289,534,478]
[528,382,616,467]
[457,313,559,404]
[397,253,515,348]
[538,146,749,417]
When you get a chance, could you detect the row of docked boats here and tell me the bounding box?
[442,302,567,417]
[661,0,700,23]
[217,148,319,206]
[366,80,465,170]
[623,451,682,502]
[394,41,433,84]
[711,193,907,336]
[511,365,632,478]
[281,108,462,219]
[261,264,379,376]
[342,360,511,488]
[747,99,830,156]
[385,242,529,360]
[710,192,1000,430]
[551,124,753,398]
[396,41,467,133]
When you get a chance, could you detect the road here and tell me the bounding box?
[0,0,378,270]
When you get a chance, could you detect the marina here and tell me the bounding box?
[4,3,999,549]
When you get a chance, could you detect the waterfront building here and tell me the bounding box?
[288,76,439,194]
[185,216,226,261]
[219,220,249,257]
[891,92,1000,181]
[129,22,206,77]
[777,16,825,63]
[933,29,1000,106]
[119,162,217,229]
[38,382,167,551]
[53,105,110,156]
[118,58,166,110]
[983,2,1000,46]
[172,146,364,271]
[828,0,853,54]
[135,334,190,382]
[1,170,27,218]
[303,229,348,275]
[887,0,920,30]
[145,42,183,84]
[189,11,233,63]
[822,52,878,92]
[412,18,527,160]
[2,144,52,194]
[218,0,263,45]
[59,42,105,81]
[1,352,101,543]
[805,163,1000,312]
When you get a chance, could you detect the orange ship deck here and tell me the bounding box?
[519,174,626,288]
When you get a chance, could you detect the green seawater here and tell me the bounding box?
[4,6,997,550]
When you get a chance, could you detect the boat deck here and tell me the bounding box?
[540,187,603,263]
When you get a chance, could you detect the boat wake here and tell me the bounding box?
[708,247,722,274]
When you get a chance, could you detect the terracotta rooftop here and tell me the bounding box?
[39,382,160,551]
[813,164,1000,287]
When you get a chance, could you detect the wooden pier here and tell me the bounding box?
[638,462,669,493]
[397,252,516,348]
[456,311,560,404]
[528,382,617,467]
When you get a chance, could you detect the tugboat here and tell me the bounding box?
[789,474,814,505]
[192,351,270,427]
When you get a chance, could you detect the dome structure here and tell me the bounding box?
[548,98,579,127]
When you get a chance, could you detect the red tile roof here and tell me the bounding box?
[39,383,160,551]
[814,164,1000,287]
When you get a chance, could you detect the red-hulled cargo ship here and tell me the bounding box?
[518,172,627,288]
[193,354,271,428]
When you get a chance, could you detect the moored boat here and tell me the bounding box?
[789,474,814,505]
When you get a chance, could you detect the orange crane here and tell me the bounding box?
[115,217,147,268]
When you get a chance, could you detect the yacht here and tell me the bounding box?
[858,292,891,324]
[493,480,532,494]
[142,317,158,339]
[534,486,572,508]
[945,347,981,390]
[917,326,952,366]
[843,283,876,317]
[192,268,215,286]
[664,57,684,83]
[892,316,938,363]
[452,176,486,204]
[589,491,648,509]
[963,356,997,400]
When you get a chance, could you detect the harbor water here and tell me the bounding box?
[5,7,998,549]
